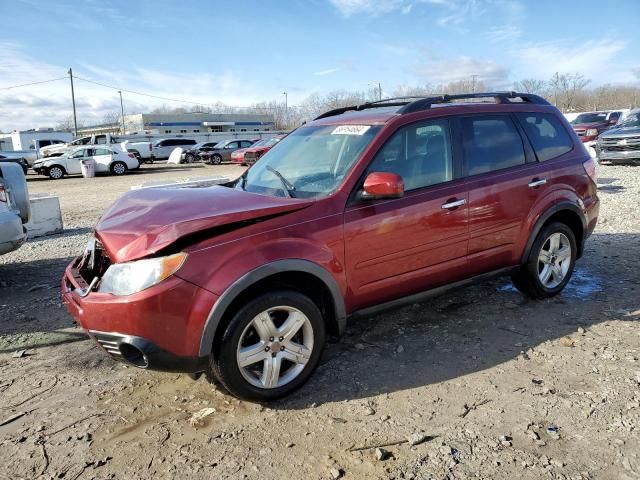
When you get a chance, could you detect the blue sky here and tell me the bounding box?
[1,0,639,130]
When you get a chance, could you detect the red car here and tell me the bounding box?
[62,92,599,401]
[234,134,286,165]
[570,111,621,142]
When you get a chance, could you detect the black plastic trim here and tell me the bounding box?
[90,330,208,373]
[520,202,588,264]
[198,259,347,357]
[351,267,515,319]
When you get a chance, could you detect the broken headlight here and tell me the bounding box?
[98,253,187,296]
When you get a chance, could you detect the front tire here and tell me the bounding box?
[211,154,223,165]
[210,290,326,402]
[47,165,65,180]
[511,222,577,299]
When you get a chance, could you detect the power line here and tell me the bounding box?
[0,76,68,91]
[73,75,233,108]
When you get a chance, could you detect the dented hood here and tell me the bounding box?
[95,185,312,263]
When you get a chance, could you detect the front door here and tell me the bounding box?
[65,148,88,175]
[344,118,469,310]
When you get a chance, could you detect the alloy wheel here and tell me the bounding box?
[236,306,314,389]
[537,232,571,289]
[49,167,63,179]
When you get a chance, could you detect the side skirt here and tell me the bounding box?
[349,266,516,320]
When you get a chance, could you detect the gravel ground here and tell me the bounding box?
[0,163,639,480]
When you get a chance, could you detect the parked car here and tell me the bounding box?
[33,146,139,179]
[239,135,286,165]
[40,134,123,158]
[570,111,621,143]
[0,163,30,255]
[61,92,599,401]
[181,141,220,163]
[596,109,640,163]
[150,138,198,161]
[0,154,29,175]
[1,138,67,167]
[122,140,153,163]
[202,139,255,165]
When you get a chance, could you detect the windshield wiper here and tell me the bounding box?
[266,166,296,198]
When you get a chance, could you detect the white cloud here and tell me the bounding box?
[486,25,522,43]
[415,56,509,85]
[329,0,412,16]
[314,68,340,76]
[0,43,270,132]
[516,39,628,83]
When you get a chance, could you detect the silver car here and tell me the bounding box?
[0,163,30,255]
[597,109,640,163]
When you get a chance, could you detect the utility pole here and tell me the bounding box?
[282,91,288,129]
[68,68,78,136]
[378,82,382,101]
[118,90,125,135]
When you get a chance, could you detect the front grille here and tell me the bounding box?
[244,152,257,160]
[600,136,640,152]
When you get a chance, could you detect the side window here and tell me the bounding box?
[70,149,86,158]
[516,113,573,162]
[94,148,111,156]
[241,141,252,148]
[185,140,196,145]
[226,142,239,149]
[95,135,107,144]
[367,119,453,191]
[461,116,525,176]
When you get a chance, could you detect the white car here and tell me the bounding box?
[32,146,139,179]
[0,163,30,255]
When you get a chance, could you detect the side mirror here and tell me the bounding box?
[360,172,404,200]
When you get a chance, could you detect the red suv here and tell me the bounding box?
[62,92,599,401]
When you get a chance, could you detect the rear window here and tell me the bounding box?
[461,115,526,176]
[516,113,573,161]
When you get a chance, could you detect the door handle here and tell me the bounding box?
[528,178,547,188]
[441,198,466,209]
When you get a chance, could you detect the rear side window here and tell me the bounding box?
[94,148,111,156]
[182,140,196,146]
[461,116,525,176]
[516,113,573,162]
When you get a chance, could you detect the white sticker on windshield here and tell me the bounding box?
[331,125,370,135]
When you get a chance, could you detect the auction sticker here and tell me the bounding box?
[332,125,370,135]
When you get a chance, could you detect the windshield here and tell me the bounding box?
[264,137,282,147]
[237,124,380,199]
[571,113,607,124]
[618,113,640,128]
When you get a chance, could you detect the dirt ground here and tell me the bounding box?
[1,162,639,480]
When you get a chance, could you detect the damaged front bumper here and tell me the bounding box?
[61,257,218,373]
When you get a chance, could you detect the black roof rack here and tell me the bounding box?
[314,91,550,120]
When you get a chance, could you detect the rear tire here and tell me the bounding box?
[209,290,326,402]
[110,161,127,176]
[211,154,222,165]
[510,222,576,299]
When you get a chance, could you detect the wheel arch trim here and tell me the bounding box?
[198,259,346,357]
[520,201,587,264]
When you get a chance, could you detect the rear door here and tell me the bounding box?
[459,114,554,275]
[344,118,469,310]
[91,147,113,173]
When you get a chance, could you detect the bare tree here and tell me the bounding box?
[549,72,590,111]
[513,78,547,95]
